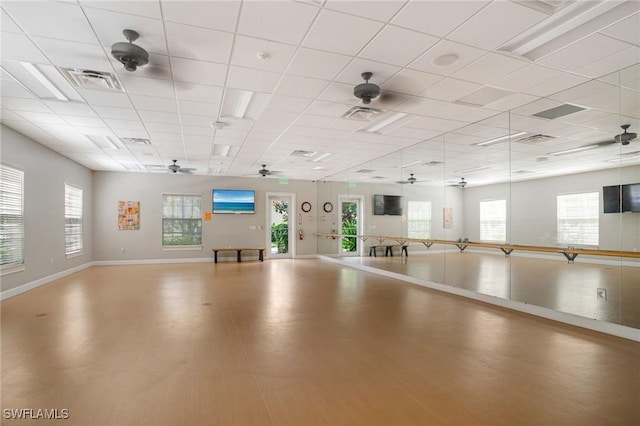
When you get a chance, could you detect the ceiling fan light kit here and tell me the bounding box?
[111,29,149,72]
[353,72,380,105]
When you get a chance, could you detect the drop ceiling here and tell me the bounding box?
[0,0,638,185]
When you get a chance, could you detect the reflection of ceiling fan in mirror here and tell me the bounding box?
[595,124,638,147]
[257,164,283,177]
[397,173,427,184]
[168,160,195,174]
[448,177,467,188]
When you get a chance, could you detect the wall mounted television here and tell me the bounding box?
[212,189,255,214]
[603,183,640,213]
[373,194,403,216]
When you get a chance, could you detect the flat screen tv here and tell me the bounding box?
[603,185,621,213]
[373,194,403,216]
[603,183,640,213]
[212,189,255,214]
[622,183,640,212]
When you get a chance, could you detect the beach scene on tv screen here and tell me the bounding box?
[213,189,255,213]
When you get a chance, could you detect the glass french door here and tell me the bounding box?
[267,194,294,259]
[338,195,363,256]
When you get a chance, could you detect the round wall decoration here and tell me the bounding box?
[301,201,311,212]
[323,202,333,213]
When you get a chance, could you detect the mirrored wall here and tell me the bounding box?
[317,65,640,330]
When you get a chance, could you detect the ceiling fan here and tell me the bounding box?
[448,177,467,188]
[353,72,403,105]
[168,160,195,174]
[613,124,637,146]
[111,29,148,72]
[397,173,426,184]
[258,164,283,177]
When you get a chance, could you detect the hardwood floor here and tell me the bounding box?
[2,260,639,425]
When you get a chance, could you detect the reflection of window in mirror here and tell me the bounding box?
[557,192,599,247]
[407,201,432,239]
[479,200,506,243]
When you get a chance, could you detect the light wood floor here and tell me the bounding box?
[2,259,639,425]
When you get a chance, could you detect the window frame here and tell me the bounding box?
[407,200,432,239]
[162,193,203,250]
[0,164,25,274]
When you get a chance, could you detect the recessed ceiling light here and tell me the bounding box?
[431,53,460,67]
[256,52,270,60]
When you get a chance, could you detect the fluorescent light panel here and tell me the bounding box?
[212,144,232,157]
[20,62,68,101]
[234,90,253,119]
[311,152,332,162]
[399,160,423,168]
[366,112,408,133]
[475,131,528,147]
[548,145,599,156]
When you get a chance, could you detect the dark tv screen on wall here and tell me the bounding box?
[603,183,640,213]
[373,195,403,216]
[603,185,621,213]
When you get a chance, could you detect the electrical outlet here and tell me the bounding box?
[596,288,607,301]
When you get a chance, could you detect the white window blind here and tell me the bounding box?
[0,165,24,268]
[557,192,599,246]
[407,201,432,238]
[65,184,83,255]
[162,194,202,246]
[480,200,506,242]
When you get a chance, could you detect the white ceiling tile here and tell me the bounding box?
[32,37,112,70]
[538,34,632,73]
[448,1,546,50]
[394,96,446,116]
[130,95,177,113]
[382,69,443,95]
[161,1,239,32]
[165,22,233,63]
[453,53,528,85]
[0,32,49,63]
[324,0,404,22]
[15,111,66,124]
[181,125,214,137]
[317,82,358,104]
[138,110,179,123]
[427,103,499,123]
[1,97,52,113]
[359,25,439,67]
[304,10,384,56]
[178,100,220,117]
[170,58,228,87]
[143,121,180,133]
[492,65,566,93]
[226,66,281,93]
[335,58,400,86]
[84,7,167,55]
[80,1,162,19]
[405,116,468,132]
[61,115,106,127]
[601,13,640,46]
[1,80,36,99]
[118,74,176,98]
[258,110,300,124]
[524,73,590,97]
[231,36,297,73]
[180,114,217,126]
[175,83,224,104]
[576,46,640,79]
[1,9,22,33]
[275,74,329,99]
[422,78,482,102]
[287,48,352,80]
[408,39,486,76]
[294,114,335,128]
[3,1,98,43]
[42,101,97,117]
[103,118,145,131]
[238,1,319,45]
[265,95,312,113]
[484,93,540,112]
[305,100,351,118]
[92,106,137,120]
[391,1,489,37]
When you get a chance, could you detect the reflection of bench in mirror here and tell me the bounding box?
[369,244,408,257]
[212,247,265,263]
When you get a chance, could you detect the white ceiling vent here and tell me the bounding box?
[291,150,317,158]
[60,68,123,91]
[145,164,166,170]
[342,106,384,122]
[120,137,152,145]
[516,134,555,143]
[356,169,375,174]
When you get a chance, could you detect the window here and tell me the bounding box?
[480,200,506,242]
[407,201,432,238]
[65,184,83,256]
[557,192,599,246]
[0,165,24,270]
[162,194,202,247]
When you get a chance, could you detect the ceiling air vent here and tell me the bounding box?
[342,105,383,122]
[533,104,585,119]
[120,137,151,145]
[60,68,123,91]
[425,160,444,166]
[145,164,166,171]
[356,169,374,174]
[290,150,317,157]
[516,134,555,143]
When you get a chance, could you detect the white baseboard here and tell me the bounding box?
[92,257,214,266]
[1,262,92,301]
[318,255,640,342]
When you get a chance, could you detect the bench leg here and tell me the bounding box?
[214,251,218,263]
[237,250,242,262]
[259,250,264,262]
[402,246,408,257]
[386,246,392,256]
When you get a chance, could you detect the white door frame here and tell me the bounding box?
[265,192,296,259]
[337,194,364,257]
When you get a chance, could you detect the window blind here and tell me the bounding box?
[162,194,202,246]
[65,184,83,255]
[0,165,24,267]
[407,201,432,238]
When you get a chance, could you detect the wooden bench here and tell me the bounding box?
[212,247,265,263]
[369,244,408,257]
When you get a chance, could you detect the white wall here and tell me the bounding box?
[92,171,318,261]
[463,167,640,251]
[0,125,93,292]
